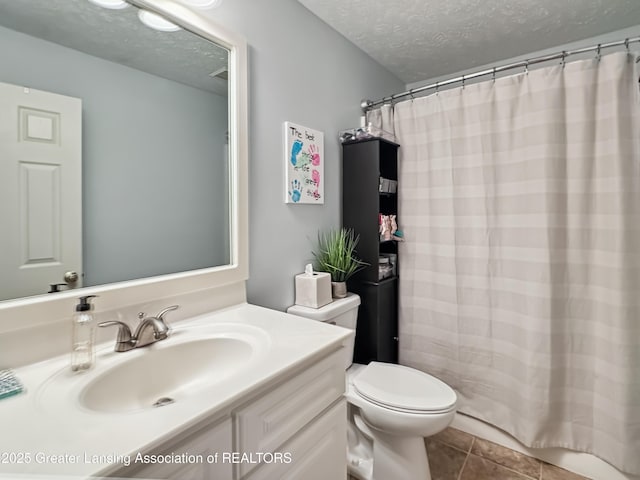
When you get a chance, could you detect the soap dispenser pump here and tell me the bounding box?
[71,295,98,372]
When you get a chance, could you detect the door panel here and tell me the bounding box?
[0,82,82,300]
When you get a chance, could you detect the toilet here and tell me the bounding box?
[287,293,457,480]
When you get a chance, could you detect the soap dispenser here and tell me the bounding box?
[71,295,98,372]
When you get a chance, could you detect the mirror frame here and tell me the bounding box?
[0,0,248,330]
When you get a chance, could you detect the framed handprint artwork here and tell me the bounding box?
[284,121,324,204]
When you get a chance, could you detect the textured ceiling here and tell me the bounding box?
[0,0,228,95]
[298,0,640,84]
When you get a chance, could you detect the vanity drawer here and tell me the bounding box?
[234,348,345,478]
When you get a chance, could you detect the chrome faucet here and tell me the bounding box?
[99,305,179,352]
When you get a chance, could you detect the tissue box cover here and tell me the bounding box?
[295,272,332,308]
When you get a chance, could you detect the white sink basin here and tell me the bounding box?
[80,336,255,413]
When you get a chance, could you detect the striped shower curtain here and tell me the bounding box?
[370,52,640,474]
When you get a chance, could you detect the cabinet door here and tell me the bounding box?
[352,277,398,363]
[234,350,344,478]
[244,399,347,480]
[125,417,232,480]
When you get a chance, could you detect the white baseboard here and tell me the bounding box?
[451,412,639,480]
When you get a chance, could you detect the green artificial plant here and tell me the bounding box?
[312,228,368,283]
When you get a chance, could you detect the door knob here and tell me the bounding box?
[64,271,79,284]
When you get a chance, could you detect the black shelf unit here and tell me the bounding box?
[342,137,399,364]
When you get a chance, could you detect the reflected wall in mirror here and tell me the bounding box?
[0,0,231,302]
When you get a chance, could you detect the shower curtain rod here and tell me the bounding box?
[361,35,640,112]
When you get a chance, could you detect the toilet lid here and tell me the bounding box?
[353,362,457,413]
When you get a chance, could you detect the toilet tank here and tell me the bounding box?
[287,293,361,368]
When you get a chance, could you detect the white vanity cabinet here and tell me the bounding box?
[114,349,346,480]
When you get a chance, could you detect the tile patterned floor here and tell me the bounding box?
[426,427,591,480]
[348,427,591,480]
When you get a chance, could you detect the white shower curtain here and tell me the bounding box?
[370,52,640,474]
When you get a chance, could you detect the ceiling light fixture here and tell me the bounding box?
[87,0,129,9]
[137,10,181,32]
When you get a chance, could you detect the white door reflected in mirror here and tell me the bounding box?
[0,82,82,301]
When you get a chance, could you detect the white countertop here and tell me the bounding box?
[0,303,351,479]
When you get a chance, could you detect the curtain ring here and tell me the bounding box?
[561,51,567,68]
[435,82,440,95]
[492,67,497,83]
[596,44,601,62]
[461,75,465,89]
[625,38,630,53]
[409,89,416,101]
[524,60,529,75]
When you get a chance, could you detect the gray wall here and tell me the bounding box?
[207,0,404,310]
[0,25,229,287]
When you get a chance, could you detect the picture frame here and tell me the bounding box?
[284,122,324,204]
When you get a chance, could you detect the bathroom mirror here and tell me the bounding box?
[0,0,247,303]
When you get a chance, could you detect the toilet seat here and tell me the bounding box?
[353,362,457,414]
